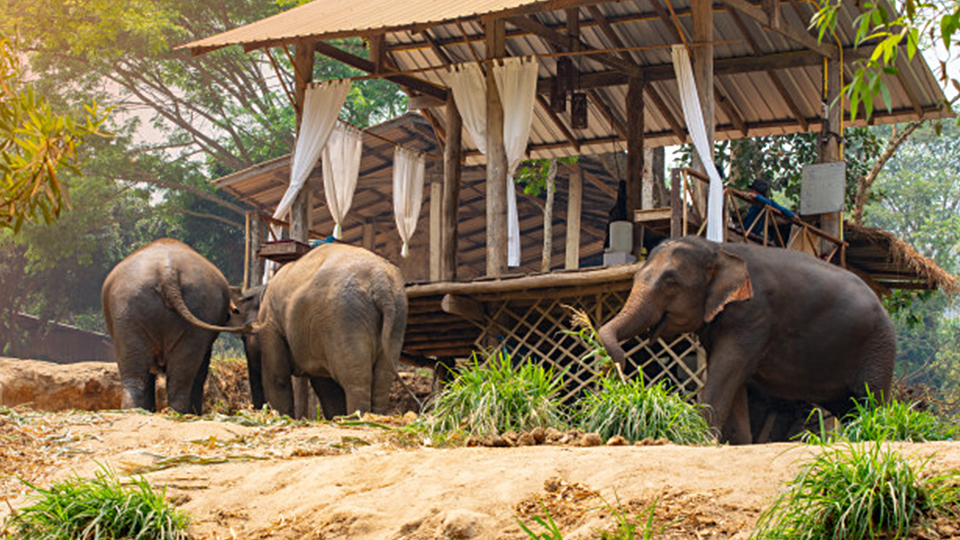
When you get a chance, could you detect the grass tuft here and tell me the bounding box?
[573,376,713,445]
[751,441,960,540]
[803,389,958,444]
[6,465,191,540]
[423,350,567,439]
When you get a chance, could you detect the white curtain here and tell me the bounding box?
[392,146,426,257]
[445,58,539,267]
[494,57,539,267]
[671,45,724,243]
[446,62,488,155]
[322,123,363,238]
[273,79,351,220]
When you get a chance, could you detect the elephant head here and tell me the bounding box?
[598,237,754,366]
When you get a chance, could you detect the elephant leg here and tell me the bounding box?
[187,346,213,415]
[310,377,346,420]
[370,356,397,415]
[165,335,213,415]
[720,384,752,445]
[259,326,294,417]
[114,336,157,412]
[699,338,758,438]
[243,336,265,409]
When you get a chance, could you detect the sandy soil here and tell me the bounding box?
[2,409,960,540]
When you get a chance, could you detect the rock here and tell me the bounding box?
[502,431,519,445]
[438,509,492,539]
[580,433,603,447]
[517,432,537,446]
[487,435,511,447]
[544,427,564,444]
[606,435,629,446]
[530,427,547,444]
[0,358,122,411]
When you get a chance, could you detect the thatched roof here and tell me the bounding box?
[844,223,958,294]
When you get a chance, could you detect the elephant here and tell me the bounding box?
[102,238,255,414]
[252,243,408,419]
[598,236,895,444]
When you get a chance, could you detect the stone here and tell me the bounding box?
[606,435,629,446]
[580,433,603,447]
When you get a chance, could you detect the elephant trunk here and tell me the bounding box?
[598,278,662,368]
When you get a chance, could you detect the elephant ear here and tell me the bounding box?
[704,249,753,323]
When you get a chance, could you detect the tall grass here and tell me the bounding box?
[574,376,713,445]
[424,350,567,438]
[6,466,190,539]
[751,441,960,540]
[803,390,958,444]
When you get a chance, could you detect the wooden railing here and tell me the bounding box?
[668,168,847,265]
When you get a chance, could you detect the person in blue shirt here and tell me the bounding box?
[742,180,795,245]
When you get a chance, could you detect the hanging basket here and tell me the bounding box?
[570,92,588,130]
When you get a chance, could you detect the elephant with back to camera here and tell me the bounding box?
[598,236,895,444]
[252,243,407,419]
[102,238,254,414]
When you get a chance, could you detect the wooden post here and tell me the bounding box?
[670,168,682,238]
[442,93,463,281]
[820,56,842,242]
[691,0,714,213]
[485,17,507,277]
[626,77,645,254]
[362,218,375,251]
[243,211,264,290]
[565,164,583,269]
[292,41,317,420]
[430,179,443,281]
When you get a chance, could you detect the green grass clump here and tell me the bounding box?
[573,376,713,445]
[6,466,191,540]
[803,390,958,444]
[424,350,566,438]
[751,442,960,540]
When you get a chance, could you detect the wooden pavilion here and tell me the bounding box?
[184,0,954,404]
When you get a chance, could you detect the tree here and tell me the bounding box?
[0,32,108,232]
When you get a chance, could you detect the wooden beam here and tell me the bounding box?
[725,4,808,130]
[420,28,455,66]
[691,0,714,210]
[715,85,748,136]
[587,89,627,140]
[485,17,508,276]
[314,41,447,100]
[626,77,644,255]
[506,15,643,78]
[243,211,264,290]
[362,218,375,250]
[566,164,583,269]
[719,0,837,58]
[441,294,486,321]
[646,85,687,142]
[430,180,443,281]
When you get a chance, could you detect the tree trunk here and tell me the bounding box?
[541,160,558,273]
[852,120,923,224]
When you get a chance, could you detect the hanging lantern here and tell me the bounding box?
[556,57,574,94]
[570,92,588,130]
[550,77,566,113]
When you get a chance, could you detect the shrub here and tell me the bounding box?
[574,376,713,445]
[751,441,960,540]
[424,350,567,438]
[6,466,191,540]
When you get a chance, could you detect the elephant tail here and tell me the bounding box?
[377,288,408,365]
[159,262,257,335]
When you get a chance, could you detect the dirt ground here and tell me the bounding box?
[1,407,960,540]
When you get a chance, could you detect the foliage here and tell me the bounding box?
[574,376,713,445]
[802,390,958,444]
[514,156,579,197]
[0,32,109,232]
[751,441,960,540]
[5,466,191,539]
[423,350,567,439]
[811,0,956,122]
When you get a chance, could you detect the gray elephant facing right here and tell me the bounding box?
[254,243,408,419]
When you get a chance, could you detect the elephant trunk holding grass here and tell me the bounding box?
[598,236,895,444]
[251,243,408,419]
[102,238,255,414]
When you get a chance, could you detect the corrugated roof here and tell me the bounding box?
[181,0,951,161]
